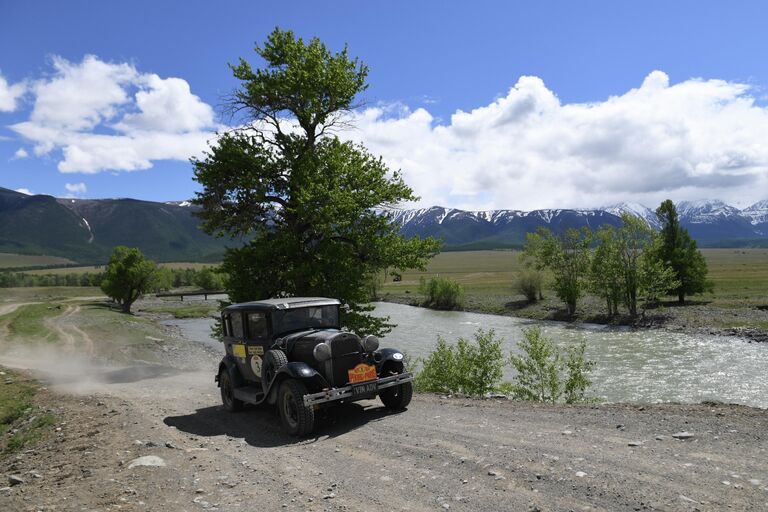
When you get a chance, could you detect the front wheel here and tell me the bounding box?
[379,379,413,410]
[278,379,315,437]
[219,370,243,412]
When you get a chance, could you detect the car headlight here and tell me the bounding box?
[362,335,379,353]
[313,342,331,362]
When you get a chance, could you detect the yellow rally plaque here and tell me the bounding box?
[347,363,377,384]
[232,344,246,359]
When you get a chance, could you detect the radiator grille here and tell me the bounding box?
[328,333,362,386]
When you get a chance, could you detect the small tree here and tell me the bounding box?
[194,267,225,290]
[653,200,713,303]
[523,227,592,316]
[514,268,544,303]
[418,276,464,309]
[100,246,158,313]
[415,329,504,396]
[509,327,595,404]
[589,225,623,316]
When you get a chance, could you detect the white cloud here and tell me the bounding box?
[64,182,86,194]
[10,55,217,173]
[0,72,25,112]
[14,188,32,195]
[12,148,28,159]
[346,71,768,210]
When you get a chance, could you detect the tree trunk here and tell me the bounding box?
[121,301,133,314]
[678,292,685,304]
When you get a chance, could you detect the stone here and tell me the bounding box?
[628,441,643,447]
[575,471,587,478]
[127,455,167,468]
[672,431,694,440]
[8,475,24,486]
[322,493,336,499]
[488,470,498,476]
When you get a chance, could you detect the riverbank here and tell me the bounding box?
[379,292,768,344]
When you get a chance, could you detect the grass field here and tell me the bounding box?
[0,253,75,269]
[379,249,768,329]
[0,366,56,453]
[21,261,215,276]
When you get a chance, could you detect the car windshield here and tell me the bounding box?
[272,305,339,335]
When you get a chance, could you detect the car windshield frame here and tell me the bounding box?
[271,305,340,336]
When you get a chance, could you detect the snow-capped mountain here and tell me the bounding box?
[387,200,768,248]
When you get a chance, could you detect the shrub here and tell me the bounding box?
[418,276,464,309]
[509,326,595,404]
[415,329,504,396]
[514,269,543,302]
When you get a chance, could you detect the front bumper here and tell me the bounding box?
[303,372,413,406]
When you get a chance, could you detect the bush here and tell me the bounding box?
[509,326,595,404]
[514,269,543,302]
[418,276,464,309]
[415,329,504,396]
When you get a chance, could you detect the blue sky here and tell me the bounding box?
[3,1,768,209]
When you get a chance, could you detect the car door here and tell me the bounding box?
[243,311,270,381]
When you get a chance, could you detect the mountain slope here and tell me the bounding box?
[0,188,230,263]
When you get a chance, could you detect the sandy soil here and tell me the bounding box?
[1,302,768,511]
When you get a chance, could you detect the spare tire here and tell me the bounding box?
[261,349,288,393]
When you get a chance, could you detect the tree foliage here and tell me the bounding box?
[193,28,439,335]
[653,200,713,303]
[100,246,158,313]
[508,327,595,404]
[523,227,592,316]
[415,329,504,396]
[418,276,464,309]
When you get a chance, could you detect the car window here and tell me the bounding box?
[230,312,244,338]
[247,312,268,339]
[272,305,339,335]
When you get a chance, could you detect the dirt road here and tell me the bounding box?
[2,307,768,511]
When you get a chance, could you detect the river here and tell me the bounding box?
[165,302,768,408]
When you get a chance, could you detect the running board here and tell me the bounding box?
[233,385,266,405]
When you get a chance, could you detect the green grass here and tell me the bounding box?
[0,253,75,269]
[4,303,62,342]
[23,261,217,276]
[0,367,56,453]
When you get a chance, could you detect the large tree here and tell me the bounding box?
[653,200,713,304]
[100,246,159,313]
[193,28,439,335]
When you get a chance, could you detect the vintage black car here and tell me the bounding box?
[215,297,413,436]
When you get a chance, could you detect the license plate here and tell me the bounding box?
[351,381,377,397]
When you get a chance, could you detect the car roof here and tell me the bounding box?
[223,297,341,312]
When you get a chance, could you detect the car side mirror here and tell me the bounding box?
[340,303,350,311]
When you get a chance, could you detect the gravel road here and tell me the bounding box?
[2,315,768,511]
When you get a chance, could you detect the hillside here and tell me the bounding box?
[0,188,230,263]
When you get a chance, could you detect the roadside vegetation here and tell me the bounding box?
[0,367,55,453]
[412,328,596,403]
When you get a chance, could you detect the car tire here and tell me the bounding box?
[278,379,315,437]
[261,349,288,393]
[219,369,244,412]
[379,371,413,410]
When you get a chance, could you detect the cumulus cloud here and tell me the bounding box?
[64,182,86,195]
[0,72,25,112]
[10,55,216,173]
[12,148,28,159]
[346,71,768,210]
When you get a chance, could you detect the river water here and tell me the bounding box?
[166,302,768,408]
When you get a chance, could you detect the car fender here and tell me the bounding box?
[375,348,406,373]
[216,355,245,388]
[266,362,329,404]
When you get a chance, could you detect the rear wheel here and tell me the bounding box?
[278,379,315,437]
[379,369,413,410]
[261,349,288,393]
[219,370,243,412]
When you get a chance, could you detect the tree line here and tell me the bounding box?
[521,200,713,317]
[0,259,227,294]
